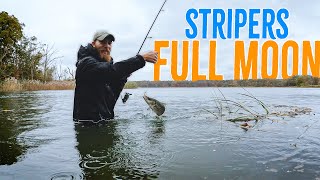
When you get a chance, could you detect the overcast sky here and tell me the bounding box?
[1,0,319,81]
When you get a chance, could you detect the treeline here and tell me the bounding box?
[0,11,73,83]
[134,75,320,87]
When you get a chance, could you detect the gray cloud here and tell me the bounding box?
[1,0,319,80]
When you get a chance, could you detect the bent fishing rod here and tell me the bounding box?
[137,0,168,54]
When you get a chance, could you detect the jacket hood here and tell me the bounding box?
[78,44,98,59]
[76,44,114,67]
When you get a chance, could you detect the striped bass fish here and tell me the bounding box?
[143,93,165,116]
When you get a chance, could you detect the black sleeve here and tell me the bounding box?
[109,77,127,109]
[77,55,145,81]
[111,77,127,101]
[112,55,146,78]
[110,55,145,108]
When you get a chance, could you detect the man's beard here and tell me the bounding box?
[98,49,108,61]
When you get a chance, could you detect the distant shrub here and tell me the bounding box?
[124,82,138,89]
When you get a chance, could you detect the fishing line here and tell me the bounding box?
[137,0,168,54]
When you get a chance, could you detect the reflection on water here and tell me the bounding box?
[0,92,47,165]
[0,91,81,179]
[0,88,320,179]
[148,118,166,144]
[75,121,160,179]
[75,122,120,179]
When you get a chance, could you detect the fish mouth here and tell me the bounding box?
[143,96,148,102]
[143,93,149,100]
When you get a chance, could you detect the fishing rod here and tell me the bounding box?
[137,0,168,54]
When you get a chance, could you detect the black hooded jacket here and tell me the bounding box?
[73,44,145,121]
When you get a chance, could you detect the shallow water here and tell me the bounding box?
[0,88,319,179]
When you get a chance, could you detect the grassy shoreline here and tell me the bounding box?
[0,78,319,92]
[0,78,139,92]
[0,79,75,92]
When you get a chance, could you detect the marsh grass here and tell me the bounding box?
[0,77,23,92]
[0,78,75,92]
[206,88,272,127]
[22,80,75,91]
[206,88,314,133]
[0,77,139,92]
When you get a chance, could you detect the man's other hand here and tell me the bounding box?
[141,51,158,63]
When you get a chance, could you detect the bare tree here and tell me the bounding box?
[28,37,42,80]
[63,69,68,80]
[42,44,63,82]
[55,61,64,81]
[67,67,75,80]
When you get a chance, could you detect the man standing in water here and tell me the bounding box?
[73,30,158,123]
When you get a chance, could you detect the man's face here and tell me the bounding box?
[92,39,113,60]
